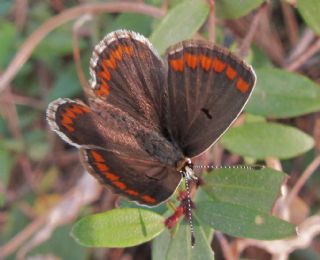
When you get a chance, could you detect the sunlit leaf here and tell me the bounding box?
[71,208,164,247]
[221,122,314,159]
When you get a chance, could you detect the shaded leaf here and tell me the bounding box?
[33,26,74,63]
[71,208,164,247]
[215,0,264,19]
[202,167,285,212]
[196,201,296,240]
[25,130,50,161]
[152,219,214,260]
[150,0,209,54]
[247,68,320,118]
[220,122,314,159]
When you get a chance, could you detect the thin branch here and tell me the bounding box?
[0,173,101,259]
[285,38,320,71]
[286,155,320,205]
[72,14,92,92]
[207,0,215,43]
[281,1,299,48]
[286,29,315,63]
[238,4,266,57]
[216,231,236,260]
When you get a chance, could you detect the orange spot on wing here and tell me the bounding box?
[64,124,75,132]
[60,104,89,132]
[91,150,105,163]
[141,195,156,204]
[169,59,184,71]
[236,77,250,93]
[226,66,237,80]
[113,47,123,60]
[99,70,111,81]
[72,106,86,114]
[113,181,127,190]
[105,56,117,69]
[184,53,198,69]
[95,162,109,172]
[200,55,212,71]
[125,189,139,196]
[101,60,110,72]
[104,172,119,181]
[65,110,76,118]
[212,58,226,73]
[62,115,72,125]
[96,82,110,97]
[80,106,90,112]
[123,45,134,56]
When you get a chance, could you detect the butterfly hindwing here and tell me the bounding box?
[47,97,184,206]
[166,40,256,157]
[80,148,181,206]
[46,98,107,148]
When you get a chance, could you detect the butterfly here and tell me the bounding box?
[47,30,256,207]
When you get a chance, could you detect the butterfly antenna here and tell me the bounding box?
[193,164,264,170]
[184,175,196,247]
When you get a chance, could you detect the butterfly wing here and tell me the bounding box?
[89,30,169,134]
[47,98,183,205]
[80,148,181,206]
[166,40,256,158]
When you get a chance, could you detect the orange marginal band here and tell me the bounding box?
[236,77,250,93]
[61,104,89,132]
[226,66,237,80]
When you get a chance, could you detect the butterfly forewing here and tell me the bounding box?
[89,30,169,133]
[166,40,256,158]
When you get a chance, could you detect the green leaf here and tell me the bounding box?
[33,26,74,63]
[220,122,314,159]
[297,0,320,35]
[71,208,165,247]
[150,0,209,54]
[119,198,168,215]
[202,167,285,212]
[247,67,320,118]
[196,201,296,240]
[215,0,264,19]
[46,68,81,102]
[152,219,214,260]
[25,130,50,161]
[107,13,153,36]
